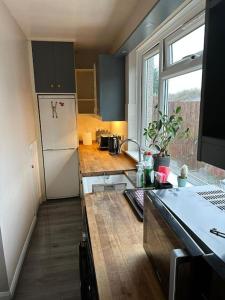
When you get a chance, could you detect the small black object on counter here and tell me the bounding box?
[154,181,173,190]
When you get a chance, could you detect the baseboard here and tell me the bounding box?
[0,291,10,300]
[9,215,37,298]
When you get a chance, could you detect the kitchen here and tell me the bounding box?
[1,0,225,299]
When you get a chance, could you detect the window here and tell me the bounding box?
[166,69,202,170]
[142,49,160,146]
[140,12,225,186]
[168,25,205,65]
[165,69,225,185]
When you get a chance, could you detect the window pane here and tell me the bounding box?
[143,53,159,145]
[166,70,225,185]
[170,25,205,64]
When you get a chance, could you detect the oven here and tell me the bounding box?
[143,190,225,300]
[79,208,98,300]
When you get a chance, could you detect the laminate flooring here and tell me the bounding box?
[14,198,82,300]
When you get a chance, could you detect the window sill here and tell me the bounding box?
[125,150,192,188]
[125,150,144,163]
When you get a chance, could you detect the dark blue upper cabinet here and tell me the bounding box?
[32,41,75,93]
[97,55,125,121]
[32,41,55,92]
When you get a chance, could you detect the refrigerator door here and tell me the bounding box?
[43,149,79,199]
[38,95,77,150]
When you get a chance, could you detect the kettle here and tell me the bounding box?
[108,136,120,155]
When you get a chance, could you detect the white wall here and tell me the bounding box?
[0,1,40,294]
[77,114,111,141]
[77,115,128,142]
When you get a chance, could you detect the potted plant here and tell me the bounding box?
[143,106,190,171]
[177,164,188,187]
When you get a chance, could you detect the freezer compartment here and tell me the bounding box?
[43,149,79,199]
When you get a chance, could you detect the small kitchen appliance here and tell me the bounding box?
[144,185,225,300]
[99,134,109,150]
[108,135,120,155]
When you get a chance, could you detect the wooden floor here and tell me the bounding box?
[14,198,82,300]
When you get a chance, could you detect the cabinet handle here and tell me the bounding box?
[50,83,54,88]
[57,84,61,88]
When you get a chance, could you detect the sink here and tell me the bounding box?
[82,174,134,194]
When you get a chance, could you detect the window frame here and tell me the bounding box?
[135,0,205,150]
[161,16,205,117]
[164,12,205,70]
[141,46,160,146]
[139,9,205,149]
[131,0,225,186]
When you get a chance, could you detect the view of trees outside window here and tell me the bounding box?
[167,70,225,184]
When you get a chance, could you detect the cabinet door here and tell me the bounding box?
[32,41,56,93]
[43,149,79,199]
[98,55,125,121]
[54,42,75,93]
[38,97,77,150]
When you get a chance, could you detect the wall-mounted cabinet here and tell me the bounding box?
[97,55,125,121]
[76,68,96,114]
[32,41,75,93]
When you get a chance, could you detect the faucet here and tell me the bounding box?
[119,138,142,163]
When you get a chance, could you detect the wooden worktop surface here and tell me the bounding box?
[79,143,136,176]
[85,191,165,300]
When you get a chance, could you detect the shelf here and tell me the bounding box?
[76,68,97,114]
[75,69,94,72]
[78,99,96,114]
[78,98,96,102]
[75,69,95,99]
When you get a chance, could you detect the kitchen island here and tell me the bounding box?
[84,191,165,300]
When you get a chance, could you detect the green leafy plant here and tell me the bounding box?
[143,106,190,157]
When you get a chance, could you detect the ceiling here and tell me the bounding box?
[3,0,157,52]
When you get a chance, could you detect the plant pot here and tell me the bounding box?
[153,154,170,171]
[177,176,187,187]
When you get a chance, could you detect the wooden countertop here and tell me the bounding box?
[85,191,165,300]
[79,143,136,176]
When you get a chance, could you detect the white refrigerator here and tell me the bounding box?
[38,95,79,199]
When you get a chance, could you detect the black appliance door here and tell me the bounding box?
[79,241,90,300]
[79,240,98,300]
[79,207,98,300]
[144,194,207,300]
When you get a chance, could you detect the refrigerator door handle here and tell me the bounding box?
[55,102,58,118]
[51,101,54,118]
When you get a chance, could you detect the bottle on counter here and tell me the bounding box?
[143,151,154,187]
[96,128,101,144]
[136,163,144,188]
[143,151,152,162]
